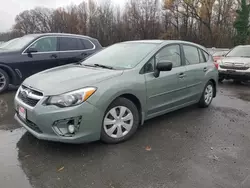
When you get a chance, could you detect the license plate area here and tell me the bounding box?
[18,106,26,120]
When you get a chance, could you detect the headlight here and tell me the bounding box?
[46,87,96,107]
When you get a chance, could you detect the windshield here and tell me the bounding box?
[226,46,250,57]
[0,35,36,50]
[82,43,158,69]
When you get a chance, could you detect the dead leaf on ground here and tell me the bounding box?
[145,146,152,151]
[57,166,65,172]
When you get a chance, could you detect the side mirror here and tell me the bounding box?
[154,61,173,77]
[26,47,38,54]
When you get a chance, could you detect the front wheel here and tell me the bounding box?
[101,97,139,144]
[0,68,9,93]
[198,81,214,108]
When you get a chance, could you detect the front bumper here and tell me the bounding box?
[14,95,103,144]
[218,69,250,80]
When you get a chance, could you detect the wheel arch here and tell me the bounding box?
[0,63,19,85]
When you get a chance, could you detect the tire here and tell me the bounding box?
[0,68,9,93]
[233,79,241,84]
[218,78,224,83]
[198,81,214,108]
[101,97,139,144]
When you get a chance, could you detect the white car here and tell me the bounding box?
[218,45,250,82]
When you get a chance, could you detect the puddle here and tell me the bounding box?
[0,92,20,130]
[238,93,250,102]
[0,128,32,188]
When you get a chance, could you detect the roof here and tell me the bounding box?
[122,40,207,50]
[124,40,164,44]
[26,33,95,40]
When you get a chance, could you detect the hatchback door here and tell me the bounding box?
[21,36,60,78]
[144,44,188,118]
[58,37,96,66]
[182,45,209,101]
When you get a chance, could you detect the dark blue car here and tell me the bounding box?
[0,33,102,93]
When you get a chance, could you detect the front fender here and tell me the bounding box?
[87,73,147,114]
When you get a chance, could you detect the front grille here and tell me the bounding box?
[17,85,43,107]
[22,85,43,96]
[220,65,249,70]
[18,92,39,107]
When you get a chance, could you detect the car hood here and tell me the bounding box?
[23,65,123,96]
[0,49,20,60]
[221,57,250,65]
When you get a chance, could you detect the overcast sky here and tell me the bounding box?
[0,0,125,32]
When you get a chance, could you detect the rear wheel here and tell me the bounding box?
[218,77,224,83]
[101,97,139,144]
[233,79,241,84]
[0,68,9,93]
[198,81,214,108]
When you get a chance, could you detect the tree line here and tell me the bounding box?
[0,0,249,47]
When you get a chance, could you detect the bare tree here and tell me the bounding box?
[2,0,246,48]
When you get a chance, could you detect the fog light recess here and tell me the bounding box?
[52,116,82,136]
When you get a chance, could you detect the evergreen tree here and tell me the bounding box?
[234,0,250,45]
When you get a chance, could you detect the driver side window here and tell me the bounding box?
[29,37,57,52]
[143,44,181,73]
[156,45,181,68]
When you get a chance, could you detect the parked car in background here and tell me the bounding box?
[14,40,218,144]
[0,38,20,49]
[213,50,229,62]
[213,50,230,69]
[0,33,102,93]
[218,45,250,82]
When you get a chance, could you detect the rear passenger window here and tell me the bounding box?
[81,39,94,49]
[183,45,200,65]
[203,51,209,61]
[198,49,206,63]
[59,37,81,51]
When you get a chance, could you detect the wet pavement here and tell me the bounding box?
[0,81,250,188]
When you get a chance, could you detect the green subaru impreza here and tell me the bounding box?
[14,40,218,144]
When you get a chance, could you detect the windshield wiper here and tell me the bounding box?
[82,64,114,69]
[93,64,114,69]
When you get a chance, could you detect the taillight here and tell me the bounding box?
[212,57,218,69]
[214,62,219,69]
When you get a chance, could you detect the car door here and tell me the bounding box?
[58,37,94,66]
[182,44,208,101]
[144,44,188,118]
[21,36,60,78]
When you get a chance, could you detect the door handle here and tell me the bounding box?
[203,67,208,72]
[179,72,186,78]
[50,54,57,58]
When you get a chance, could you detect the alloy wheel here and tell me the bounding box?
[103,106,134,138]
[0,72,6,91]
